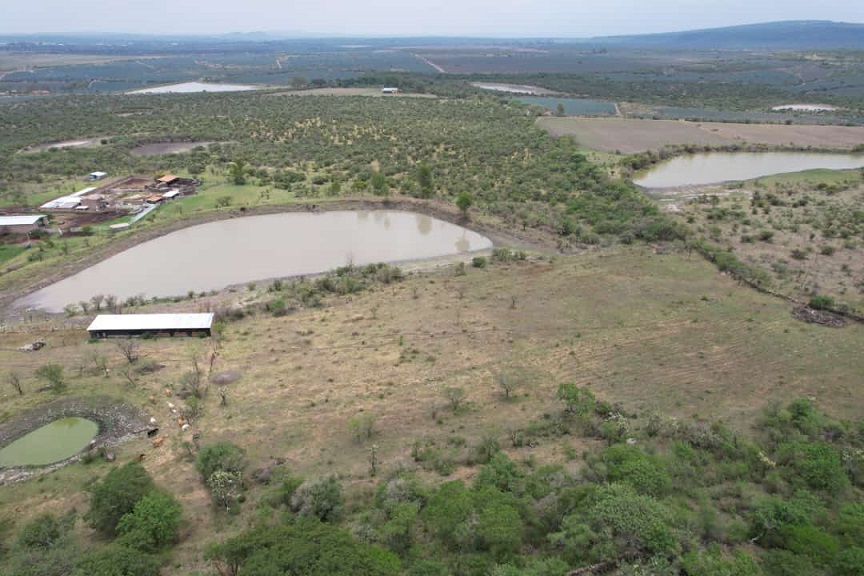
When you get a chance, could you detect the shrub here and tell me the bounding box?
[472,256,487,268]
[35,363,65,393]
[601,444,671,497]
[776,441,849,495]
[73,545,160,576]
[15,513,68,550]
[205,520,400,576]
[85,462,154,537]
[291,477,345,522]
[808,294,835,310]
[196,442,246,480]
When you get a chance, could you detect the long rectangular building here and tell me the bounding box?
[87,313,214,338]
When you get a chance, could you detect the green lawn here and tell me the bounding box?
[0,244,25,265]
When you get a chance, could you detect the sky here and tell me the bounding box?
[3,0,864,37]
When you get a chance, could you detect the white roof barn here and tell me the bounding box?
[87,313,214,338]
[0,214,47,227]
[41,196,82,210]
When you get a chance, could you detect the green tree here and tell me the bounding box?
[557,382,595,416]
[371,172,389,196]
[455,192,473,218]
[228,159,247,185]
[85,462,155,537]
[421,480,472,550]
[556,102,566,116]
[475,495,523,560]
[416,163,434,198]
[116,491,182,552]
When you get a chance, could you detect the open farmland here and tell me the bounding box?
[538,117,864,153]
[537,118,729,153]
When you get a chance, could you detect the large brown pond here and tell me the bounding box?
[17,211,492,313]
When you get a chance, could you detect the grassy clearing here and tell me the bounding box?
[1,247,861,573]
[0,244,25,265]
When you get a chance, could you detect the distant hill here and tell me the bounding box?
[590,21,864,50]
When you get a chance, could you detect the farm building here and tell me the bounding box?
[0,214,48,234]
[157,174,179,185]
[87,313,214,339]
[381,87,400,94]
[89,171,107,180]
[41,196,82,210]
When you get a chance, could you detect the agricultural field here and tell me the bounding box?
[513,96,617,116]
[537,117,864,153]
[0,47,435,94]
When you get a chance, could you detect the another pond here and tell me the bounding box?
[0,418,98,468]
[18,211,492,313]
[634,151,864,188]
[127,82,259,94]
[515,97,616,116]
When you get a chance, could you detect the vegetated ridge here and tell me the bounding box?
[590,20,864,50]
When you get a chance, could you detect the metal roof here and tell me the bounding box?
[70,187,97,197]
[87,313,214,332]
[41,196,82,209]
[0,214,46,226]
[157,174,179,183]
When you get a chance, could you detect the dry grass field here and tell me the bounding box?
[669,169,864,309]
[537,117,864,153]
[1,247,861,573]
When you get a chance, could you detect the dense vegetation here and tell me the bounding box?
[0,92,678,242]
[5,397,862,576]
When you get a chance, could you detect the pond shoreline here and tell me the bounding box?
[0,197,554,316]
[0,396,151,485]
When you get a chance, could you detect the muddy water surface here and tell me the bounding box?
[18,211,492,312]
[635,151,864,188]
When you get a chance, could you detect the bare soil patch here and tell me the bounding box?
[537,117,730,153]
[130,141,214,157]
[21,138,104,154]
[705,123,864,148]
[538,117,864,153]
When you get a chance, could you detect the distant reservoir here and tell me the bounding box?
[17,211,492,313]
[634,151,864,188]
[127,82,259,94]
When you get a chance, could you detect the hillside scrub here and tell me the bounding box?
[189,398,864,575]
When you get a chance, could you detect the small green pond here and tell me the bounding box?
[0,417,99,467]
